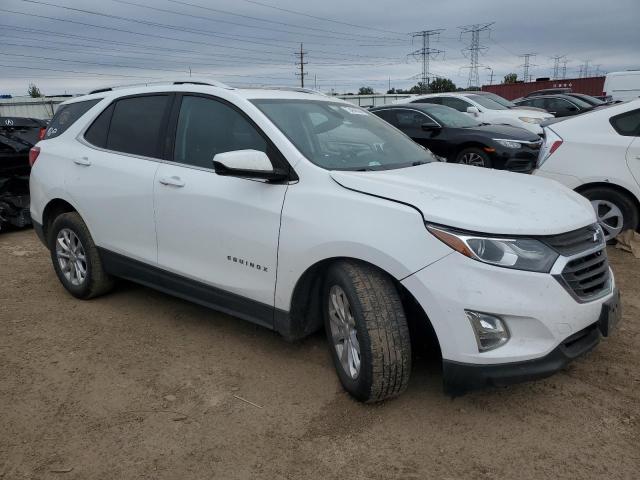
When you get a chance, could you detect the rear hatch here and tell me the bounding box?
[0,117,47,176]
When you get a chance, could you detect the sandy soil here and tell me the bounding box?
[1,229,638,479]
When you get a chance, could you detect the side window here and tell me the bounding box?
[610,109,640,136]
[413,97,442,105]
[45,98,101,139]
[173,96,267,169]
[545,98,572,114]
[531,98,547,109]
[440,97,471,112]
[106,95,170,158]
[373,109,394,124]
[84,104,114,148]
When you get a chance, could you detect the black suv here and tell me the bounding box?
[514,94,594,117]
[371,103,542,173]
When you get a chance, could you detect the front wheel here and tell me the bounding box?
[323,261,412,403]
[455,147,492,168]
[580,187,639,243]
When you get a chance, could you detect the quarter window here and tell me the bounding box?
[610,109,640,136]
[439,97,472,112]
[106,95,170,158]
[84,104,114,148]
[173,96,267,169]
[45,98,101,139]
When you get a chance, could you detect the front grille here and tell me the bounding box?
[541,224,602,256]
[504,158,535,173]
[560,249,611,301]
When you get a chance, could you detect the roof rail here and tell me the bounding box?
[253,86,326,96]
[88,78,233,95]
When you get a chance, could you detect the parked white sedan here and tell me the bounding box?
[535,99,640,241]
[395,92,553,135]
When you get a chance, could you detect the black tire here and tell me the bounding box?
[455,147,492,168]
[580,187,639,243]
[323,261,411,403]
[49,212,114,299]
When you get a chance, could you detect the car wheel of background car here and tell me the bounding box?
[581,187,639,243]
[323,260,411,403]
[49,212,114,299]
[456,148,492,168]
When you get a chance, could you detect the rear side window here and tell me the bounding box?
[84,104,114,148]
[610,109,640,136]
[106,95,170,158]
[173,95,267,169]
[45,98,101,139]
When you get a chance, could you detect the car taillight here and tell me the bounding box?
[38,127,46,140]
[548,140,563,157]
[537,129,563,168]
[29,146,41,167]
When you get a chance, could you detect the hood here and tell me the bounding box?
[470,124,541,141]
[330,163,595,236]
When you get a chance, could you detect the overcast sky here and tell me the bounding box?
[1,0,639,96]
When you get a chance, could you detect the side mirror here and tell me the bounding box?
[213,149,288,181]
[567,106,578,112]
[421,123,441,132]
[466,106,480,115]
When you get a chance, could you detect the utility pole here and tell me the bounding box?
[519,53,537,83]
[551,55,565,80]
[409,29,444,93]
[295,43,308,88]
[459,23,494,90]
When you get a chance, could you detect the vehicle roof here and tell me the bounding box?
[370,103,452,113]
[58,82,337,107]
[606,70,640,77]
[519,94,582,100]
[547,98,640,129]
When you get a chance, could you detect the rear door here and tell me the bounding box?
[153,94,288,321]
[611,108,640,187]
[69,94,172,264]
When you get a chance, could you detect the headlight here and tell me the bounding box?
[518,116,542,124]
[427,225,559,272]
[493,138,522,149]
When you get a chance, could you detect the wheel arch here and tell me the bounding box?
[276,256,442,356]
[42,198,78,245]
[575,182,640,222]
[453,142,491,160]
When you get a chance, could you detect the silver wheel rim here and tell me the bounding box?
[328,285,361,379]
[460,152,486,167]
[56,228,87,286]
[591,200,624,241]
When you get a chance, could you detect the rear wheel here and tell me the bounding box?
[49,212,114,299]
[580,187,639,242]
[323,261,412,403]
[456,147,492,168]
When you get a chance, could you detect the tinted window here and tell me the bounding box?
[84,104,114,148]
[174,96,267,169]
[466,94,508,110]
[545,98,575,114]
[107,95,169,158]
[45,99,101,139]
[394,110,430,128]
[424,105,480,128]
[440,97,472,112]
[610,109,640,136]
[413,97,442,105]
[530,98,547,109]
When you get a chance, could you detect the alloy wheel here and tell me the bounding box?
[328,285,361,379]
[56,228,88,286]
[591,199,624,241]
[460,152,486,167]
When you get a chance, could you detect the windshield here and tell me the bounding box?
[478,92,516,108]
[568,95,601,107]
[466,94,509,110]
[252,99,436,171]
[422,105,480,128]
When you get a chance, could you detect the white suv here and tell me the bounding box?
[30,80,619,402]
[395,92,553,135]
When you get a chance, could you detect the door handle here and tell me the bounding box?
[158,176,185,187]
[73,157,91,166]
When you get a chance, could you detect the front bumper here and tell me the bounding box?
[401,250,616,391]
[490,145,541,173]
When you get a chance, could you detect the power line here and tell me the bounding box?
[409,29,444,91]
[295,43,308,88]
[459,22,494,89]
[519,53,537,82]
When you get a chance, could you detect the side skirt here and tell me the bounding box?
[98,248,285,331]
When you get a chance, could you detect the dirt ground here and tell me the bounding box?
[1,229,638,480]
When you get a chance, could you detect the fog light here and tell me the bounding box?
[466,311,510,352]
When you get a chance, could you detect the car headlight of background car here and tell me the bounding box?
[427,225,559,272]
[493,138,522,149]
[518,117,543,124]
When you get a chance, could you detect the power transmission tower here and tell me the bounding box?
[519,53,537,82]
[551,55,566,80]
[295,43,308,88]
[409,29,444,92]
[580,59,592,78]
[561,58,569,79]
[459,23,494,90]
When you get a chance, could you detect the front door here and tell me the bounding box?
[154,95,288,325]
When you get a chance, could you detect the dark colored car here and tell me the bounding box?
[0,116,47,230]
[525,88,572,97]
[371,103,542,173]
[514,94,594,117]
[473,91,547,112]
[564,93,606,107]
